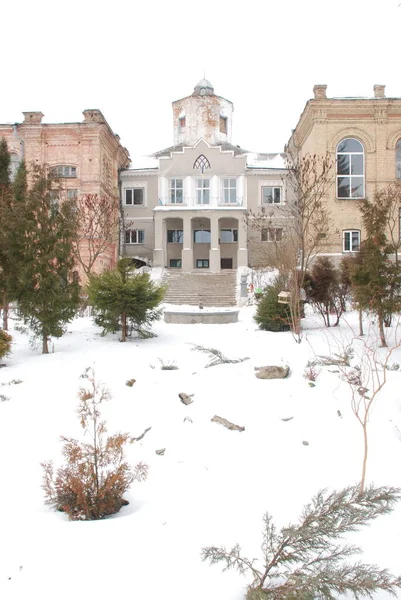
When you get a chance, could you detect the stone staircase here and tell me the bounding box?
[161,269,237,307]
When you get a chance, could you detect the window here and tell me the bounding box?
[220,228,238,243]
[261,227,283,242]
[179,117,186,128]
[193,154,211,172]
[219,116,227,134]
[337,138,364,199]
[396,139,401,179]
[125,188,144,206]
[222,178,237,203]
[169,179,183,204]
[262,186,281,204]
[194,229,211,243]
[51,165,77,178]
[196,179,210,204]
[170,259,182,268]
[196,259,209,268]
[67,189,78,199]
[167,229,183,243]
[343,230,360,252]
[125,229,144,244]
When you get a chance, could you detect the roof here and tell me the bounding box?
[246,152,287,169]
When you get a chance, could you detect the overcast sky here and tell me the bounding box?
[2,0,400,158]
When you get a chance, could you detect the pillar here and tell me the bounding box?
[209,214,220,272]
[182,215,193,271]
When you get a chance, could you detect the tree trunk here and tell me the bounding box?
[42,333,49,354]
[2,292,8,331]
[360,421,369,495]
[358,308,364,336]
[378,315,387,347]
[121,312,127,342]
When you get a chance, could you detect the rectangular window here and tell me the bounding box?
[51,165,77,178]
[125,188,144,206]
[67,189,78,199]
[261,227,283,242]
[262,187,281,204]
[125,229,145,244]
[179,117,186,128]
[219,116,227,134]
[220,228,238,243]
[196,259,209,268]
[343,230,360,252]
[196,179,210,204]
[167,229,183,243]
[170,259,182,268]
[194,229,211,243]
[222,178,237,204]
[169,179,183,204]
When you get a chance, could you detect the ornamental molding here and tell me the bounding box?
[328,128,375,153]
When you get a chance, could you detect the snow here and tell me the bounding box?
[246,152,287,170]
[127,155,159,170]
[1,307,401,600]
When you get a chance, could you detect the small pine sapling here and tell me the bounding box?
[0,330,12,359]
[42,367,148,520]
[202,485,401,599]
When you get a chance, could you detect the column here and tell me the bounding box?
[153,214,165,267]
[209,214,220,272]
[237,215,248,267]
[182,215,193,271]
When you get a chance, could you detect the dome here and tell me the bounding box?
[193,78,214,96]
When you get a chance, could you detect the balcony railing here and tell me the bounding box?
[158,196,244,208]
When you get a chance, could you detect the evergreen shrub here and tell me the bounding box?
[254,284,290,332]
[0,330,12,359]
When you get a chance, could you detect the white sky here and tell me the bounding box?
[2,0,400,157]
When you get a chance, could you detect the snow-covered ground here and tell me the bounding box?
[1,307,401,600]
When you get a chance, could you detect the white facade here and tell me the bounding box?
[120,81,289,272]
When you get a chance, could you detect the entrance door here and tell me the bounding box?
[221,258,233,269]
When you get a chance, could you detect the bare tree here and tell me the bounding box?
[247,153,334,341]
[70,193,120,279]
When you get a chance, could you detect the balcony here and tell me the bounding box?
[157,196,244,208]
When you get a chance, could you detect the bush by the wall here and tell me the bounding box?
[0,330,12,359]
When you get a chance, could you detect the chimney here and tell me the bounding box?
[22,111,44,124]
[313,85,327,100]
[83,109,105,123]
[374,85,385,98]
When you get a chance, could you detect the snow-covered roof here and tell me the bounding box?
[128,155,159,170]
[246,152,287,170]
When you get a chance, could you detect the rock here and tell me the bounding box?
[254,365,289,380]
[337,410,342,418]
[183,416,193,423]
[126,378,136,387]
[211,415,245,432]
[156,448,165,456]
[281,416,294,422]
[179,392,194,405]
[302,440,309,446]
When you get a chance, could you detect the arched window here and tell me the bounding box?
[396,139,401,179]
[193,154,211,173]
[336,138,364,199]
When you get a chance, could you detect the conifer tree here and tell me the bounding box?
[0,138,13,329]
[16,164,80,353]
[351,193,401,346]
[87,258,166,341]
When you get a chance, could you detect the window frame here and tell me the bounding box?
[50,165,77,178]
[67,189,78,199]
[222,178,237,204]
[169,259,182,268]
[125,229,145,245]
[343,229,360,252]
[219,116,228,134]
[261,227,283,242]
[167,229,183,243]
[125,187,145,206]
[220,228,238,243]
[261,186,282,205]
[195,178,210,204]
[396,139,401,179]
[196,259,209,269]
[169,178,184,204]
[193,229,211,243]
[336,138,365,200]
